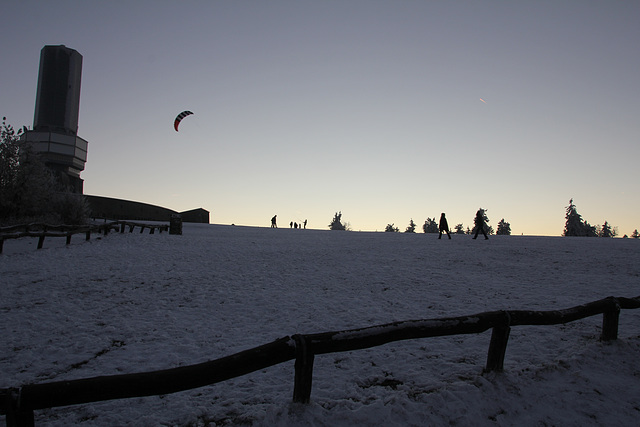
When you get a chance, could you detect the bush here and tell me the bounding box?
[56,193,91,225]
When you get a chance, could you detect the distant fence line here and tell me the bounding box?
[0,221,169,254]
[1,296,639,427]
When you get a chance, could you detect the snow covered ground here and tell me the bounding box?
[1,223,639,426]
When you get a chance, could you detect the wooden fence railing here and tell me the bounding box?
[0,221,169,254]
[1,296,639,426]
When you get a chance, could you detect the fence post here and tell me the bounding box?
[485,312,511,372]
[66,234,72,245]
[170,214,183,235]
[292,334,314,403]
[37,235,45,249]
[85,230,91,241]
[0,238,4,254]
[601,297,620,341]
[4,388,35,427]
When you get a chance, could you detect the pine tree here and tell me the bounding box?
[473,208,491,235]
[632,229,639,239]
[599,221,616,238]
[423,217,438,233]
[329,212,346,230]
[496,219,511,235]
[563,199,583,236]
[385,223,399,232]
[563,199,597,237]
[454,223,465,234]
[0,118,22,217]
[405,219,416,233]
[14,146,58,218]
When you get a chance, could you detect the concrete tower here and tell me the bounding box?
[21,45,88,193]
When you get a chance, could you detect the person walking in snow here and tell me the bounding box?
[472,208,489,240]
[438,213,451,239]
[271,215,277,228]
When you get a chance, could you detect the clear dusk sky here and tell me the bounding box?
[2,1,639,235]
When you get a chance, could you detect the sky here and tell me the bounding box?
[2,1,639,235]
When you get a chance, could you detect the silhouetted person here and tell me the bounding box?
[271,215,277,228]
[290,221,293,228]
[303,219,307,229]
[438,213,451,239]
[473,209,489,240]
[294,222,298,229]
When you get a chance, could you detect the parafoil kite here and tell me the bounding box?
[174,111,193,132]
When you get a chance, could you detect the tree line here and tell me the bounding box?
[329,201,639,238]
[383,209,511,235]
[563,198,638,238]
[329,210,511,235]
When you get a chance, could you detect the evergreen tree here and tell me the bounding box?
[584,222,597,237]
[422,217,438,233]
[631,229,639,239]
[0,117,21,216]
[405,219,416,233]
[496,219,511,235]
[13,145,58,218]
[329,211,346,230]
[454,223,465,234]
[385,223,399,232]
[599,221,615,238]
[473,208,492,235]
[563,198,583,236]
[563,198,597,237]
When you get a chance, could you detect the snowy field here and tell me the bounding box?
[1,223,639,426]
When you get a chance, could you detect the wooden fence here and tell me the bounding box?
[0,221,169,254]
[1,296,639,426]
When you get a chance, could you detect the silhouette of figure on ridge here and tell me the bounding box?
[438,213,451,239]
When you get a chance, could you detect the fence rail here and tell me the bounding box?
[0,221,169,254]
[1,295,639,426]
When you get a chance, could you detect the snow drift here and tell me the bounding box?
[1,224,639,426]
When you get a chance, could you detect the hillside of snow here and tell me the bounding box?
[1,224,639,426]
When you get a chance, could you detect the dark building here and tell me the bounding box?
[85,196,210,224]
[20,45,88,193]
[19,45,210,224]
